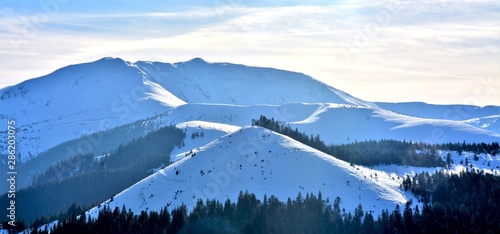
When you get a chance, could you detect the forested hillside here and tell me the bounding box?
[253,115,498,167]
[26,170,500,234]
[0,126,185,225]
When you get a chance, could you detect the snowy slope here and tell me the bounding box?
[136,58,373,106]
[375,102,500,120]
[463,115,500,135]
[373,150,500,179]
[171,121,241,162]
[0,58,184,161]
[289,104,500,144]
[375,102,500,134]
[145,103,500,145]
[86,127,415,219]
[152,103,319,127]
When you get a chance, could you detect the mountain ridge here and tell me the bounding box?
[0,57,373,161]
[1,57,498,231]
[0,57,498,164]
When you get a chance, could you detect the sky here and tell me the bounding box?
[0,0,499,106]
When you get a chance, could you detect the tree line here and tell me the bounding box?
[437,141,499,156]
[29,169,500,233]
[252,115,446,167]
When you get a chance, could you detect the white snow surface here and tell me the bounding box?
[136,58,372,106]
[375,102,500,121]
[289,104,500,144]
[86,127,414,219]
[463,115,500,134]
[373,150,500,179]
[171,121,241,162]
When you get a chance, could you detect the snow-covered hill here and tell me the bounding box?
[463,115,500,135]
[375,102,499,120]
[289,104,500,144]
[373,150,500,179]
[87,127,414,218]
[135,103,500,147]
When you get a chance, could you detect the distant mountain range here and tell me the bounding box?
[0,57,498,227]
[1,57,498,163]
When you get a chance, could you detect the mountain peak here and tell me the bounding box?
[94,57,129,66]
[187,57,207,64]
[98,56,124,61]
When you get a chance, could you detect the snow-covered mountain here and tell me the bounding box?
[0,57,372,162]
[0,58,184,161]
[136,58,372,106]
[87,127,414,218]
[1,57,499,230]
[1,57,498,163]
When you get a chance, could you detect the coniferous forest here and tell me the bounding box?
[252,115,498,167]
[20,169,500,234]
[0,125,185,225]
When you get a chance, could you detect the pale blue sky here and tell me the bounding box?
[1,0,499,105]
